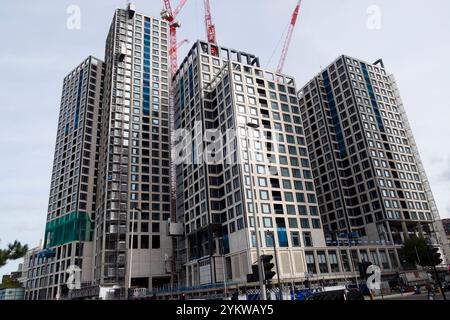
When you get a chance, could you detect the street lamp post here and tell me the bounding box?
[344,232,360,287]
[266,230,283,300]
[245,122,267,300]
[220,240,228,299]
[128,207,140,297]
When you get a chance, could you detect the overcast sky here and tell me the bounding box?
[1,0,449,278]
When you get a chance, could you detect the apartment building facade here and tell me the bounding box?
[172,41,357,288]
[25,56,104,300]
[93,6,173,293]
[298,55,446,257]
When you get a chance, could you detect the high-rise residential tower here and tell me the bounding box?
[94,5,173,295]
[172,41,327,288]
[298,55,447,258]
[25,56,104,300]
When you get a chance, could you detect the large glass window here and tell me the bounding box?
[265,232,274,248]
[291,232,301,247]
[328,251,340,272]
[317,252,329,273]
[276,218,288,247]
[303,232,313,247]
[305,252,316,273]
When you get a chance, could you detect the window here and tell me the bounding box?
[288,218,298,228]
[305,252,316,273]
[317,252,329,273]
[300,218,310,229]
[312,219,321,229]
[276,218,289,247]
[286,205,296,215]
[380,250,390,269]
[291,232,301,247]
[263,217,273,228]
[251,231,256,247]
[265,232,274,247]
[329,251,340,272]
[260,190,269,200]
[258,177,267,187]
[284,192,294,202]
[298,205,307,215]
[141,235,149,249]
[261,203,270,214]
[303,232,313,247]
[152,235,160,249]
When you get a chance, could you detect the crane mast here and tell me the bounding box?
[203,0,218,56]
[161,0,189,75]
[277,0,302,74]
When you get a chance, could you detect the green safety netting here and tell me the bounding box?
[44,211,93,248]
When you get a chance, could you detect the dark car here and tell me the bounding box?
[307,289,365,301]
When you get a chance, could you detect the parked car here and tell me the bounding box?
[307,289,365,301]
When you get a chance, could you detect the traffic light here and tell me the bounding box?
[261,255,276,282]
[247,264,260,283]
[60,284,69,296]
[430,247,443,266]
[303,279,311,289]
[358,261,373,280]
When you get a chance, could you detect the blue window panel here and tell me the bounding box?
[143,102,150,115]
[276,218,289,248]
[74,72,84,129]
[142,30,151,116]
[361,63,385,132]
[223,234,230,254]
[179,77,185,110]
[188,65,194,97]
[322,70,346,157]
[65,123,70,135]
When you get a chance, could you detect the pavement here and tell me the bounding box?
[372,292,447,301]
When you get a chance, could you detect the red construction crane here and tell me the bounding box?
[203,0,218,56]
[161,0,189,75]
[277,0,302,74]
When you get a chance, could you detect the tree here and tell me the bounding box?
[0,241,29,268]
[402,236,447,301]
[0,276,21,289]
[402,236,441,268]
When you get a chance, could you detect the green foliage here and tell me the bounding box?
[7,241,28,260]
[0,241,29,268]
[0,277,21,289]
[0,250,8,268]
[402,236,441,267]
